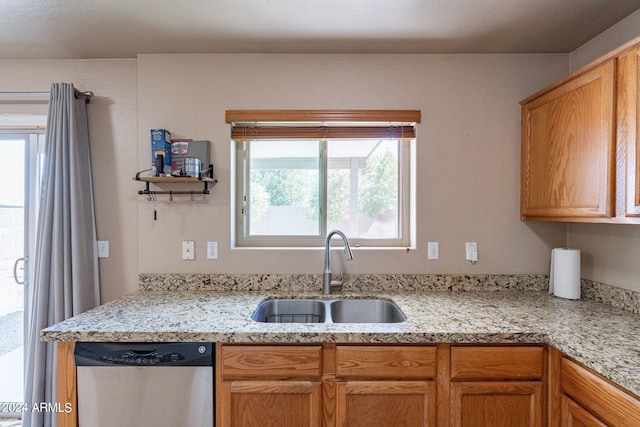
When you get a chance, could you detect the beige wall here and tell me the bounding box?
[0,59,138,302]
[0,17,637,303]
[570,9,640,71]
[136,53,567,276]
[567,10,640,293]
[1,52,597,300]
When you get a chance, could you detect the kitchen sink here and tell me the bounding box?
[329,299,406,323]
[251,299,327,323]
[251,298,405,324]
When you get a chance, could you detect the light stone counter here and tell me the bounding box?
[41,286,640,398]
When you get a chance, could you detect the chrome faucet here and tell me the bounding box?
[323,230,354,295]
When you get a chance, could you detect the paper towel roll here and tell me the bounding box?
[550,248,581,299]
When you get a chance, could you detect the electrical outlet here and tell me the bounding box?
[182,241,195,260]
[207,242,218,259]
[427,242,439,260]
[97,240,109,258]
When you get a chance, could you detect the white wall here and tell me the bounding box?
[565,9,640,293]
[0,59,138,302]
[136,53,567,275]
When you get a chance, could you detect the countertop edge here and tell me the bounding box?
[39,289,640,398]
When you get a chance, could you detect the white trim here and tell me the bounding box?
[0,114,47,128]
[234,137,413,248]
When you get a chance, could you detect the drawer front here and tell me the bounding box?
[450,346,544,381]
[221,345,322,379]
[336,345,437,379]
[561,357,640,427]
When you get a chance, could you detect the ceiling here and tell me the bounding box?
[2,0,640,59]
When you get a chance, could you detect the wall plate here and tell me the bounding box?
[207,242,218,259]
[182,240,195,260]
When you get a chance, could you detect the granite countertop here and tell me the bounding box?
[41,289,640,398]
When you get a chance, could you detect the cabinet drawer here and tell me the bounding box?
[220,345,322,379]
[450,346,544,381]
[561,357,640,427]
[336,345,437,379]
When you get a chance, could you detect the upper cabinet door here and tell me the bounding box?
[521,60,616,221]
[619,46,640,217]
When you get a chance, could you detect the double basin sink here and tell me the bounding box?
[251,298,406,324]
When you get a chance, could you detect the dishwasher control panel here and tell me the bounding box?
[74,342,213,367]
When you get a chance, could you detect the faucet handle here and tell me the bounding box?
[330,270,344,287]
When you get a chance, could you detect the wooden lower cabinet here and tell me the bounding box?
[336,380,436,427]
[451,381,544,427]
[58,342,640,427]
[450,345,546,427]
[57,342,78,427]
[559,356,640,427]
[217,343,548,427]
[334,345,439,426]
[217,345,323,427]
[560,395,607,427]
[219,380,322,427]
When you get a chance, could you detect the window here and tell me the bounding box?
[229,110,419,247]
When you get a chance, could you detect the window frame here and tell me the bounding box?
[228,110,419,248]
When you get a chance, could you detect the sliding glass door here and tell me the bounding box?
[0,132,44,418]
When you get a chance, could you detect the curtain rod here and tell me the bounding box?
[0,90,94,100]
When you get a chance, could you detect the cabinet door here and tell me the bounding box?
[219,380,322,427]
[619,46,640,217]
[560,394,607,427]
[561,357,640,427]
[217,345,324,427]
[521,60,616,220]
[336,380,436,427]
[450,381,544,427]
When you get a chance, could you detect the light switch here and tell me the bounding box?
[182,240,195,260]
[97,240,109,258]
[207,242,218,259]
[465,242,477,264]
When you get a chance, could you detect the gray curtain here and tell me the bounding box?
[24,83,100,427]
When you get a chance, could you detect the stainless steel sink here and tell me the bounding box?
[251,298,405,324]
[251,299,326,323]
[329,299,406,323]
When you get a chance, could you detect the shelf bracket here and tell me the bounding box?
[135,164,216,197]
[135,168,152,181]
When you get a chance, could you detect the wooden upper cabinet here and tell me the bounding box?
[619,46,640,217]
[521,60,616,220]
[520,36,640,223]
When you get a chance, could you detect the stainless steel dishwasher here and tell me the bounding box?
[74,342,213,427]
